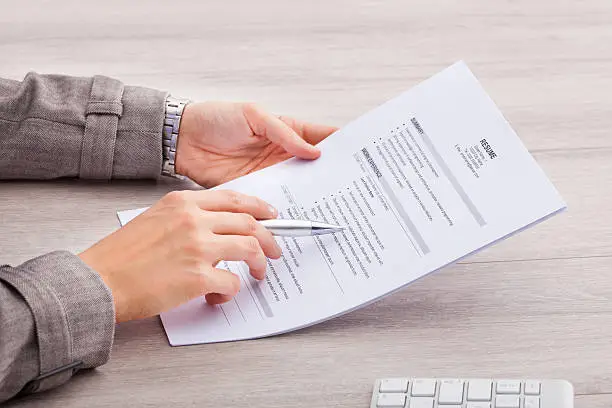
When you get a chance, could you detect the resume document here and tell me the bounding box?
[118,62,565,346]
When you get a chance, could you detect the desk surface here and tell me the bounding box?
[2,1,612,407]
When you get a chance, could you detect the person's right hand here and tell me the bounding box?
[78,189,282,323]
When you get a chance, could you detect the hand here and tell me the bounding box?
[78,190,282,323]
[175,102,337,188]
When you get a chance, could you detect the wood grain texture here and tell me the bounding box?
[1,0,611,406]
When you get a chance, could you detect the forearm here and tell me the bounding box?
[0,73,166,180]
[0,252,115,403]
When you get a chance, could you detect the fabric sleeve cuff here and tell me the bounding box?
[0,251,115,391]
[112,85,168,179]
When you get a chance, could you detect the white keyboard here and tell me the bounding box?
[370,378,573,408]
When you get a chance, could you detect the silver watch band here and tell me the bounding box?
[162,95,191,178]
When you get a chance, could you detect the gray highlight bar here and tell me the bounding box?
[378,175,431,255]
[411,118,486,226]
[251,282,274,317]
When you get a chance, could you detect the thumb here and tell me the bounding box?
[243,103,320,160]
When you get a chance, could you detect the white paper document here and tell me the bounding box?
[118,62,565,346]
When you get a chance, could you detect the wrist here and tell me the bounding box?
[78,248,123,323]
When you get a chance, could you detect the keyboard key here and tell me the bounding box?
[438,379,464,404]
[467,379,492,401]
[467,403,491,408]
[524,396,540,408]
[411,379,436,396]
[524,380,541,395]
[408,397,434,408]
[380,378,409,393]
[495,395,520,408]
[496,380,521,394]
[377,393,406,407]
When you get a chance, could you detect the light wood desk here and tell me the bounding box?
[1,0,611,406]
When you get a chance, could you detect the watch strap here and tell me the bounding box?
[162,95,191,178]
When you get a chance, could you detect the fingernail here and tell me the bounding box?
[269,206,277,216]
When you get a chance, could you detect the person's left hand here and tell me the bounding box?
[174,102,337,188]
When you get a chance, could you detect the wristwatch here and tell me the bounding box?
[162,95,191,178]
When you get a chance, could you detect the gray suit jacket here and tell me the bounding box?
[0,73,167,403]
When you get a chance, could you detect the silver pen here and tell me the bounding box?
[259,219,345,236]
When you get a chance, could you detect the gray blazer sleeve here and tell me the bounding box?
[0,253,115,402]
[0,72,167,179]
[0,73,167,403]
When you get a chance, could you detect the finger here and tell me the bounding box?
[205,293,233,305]
[243,103,320,160]
[278,116,338,146]
[191,190,278,220]
[198,267,241,297]
[213,235,268,280]
[211,212,282,259]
